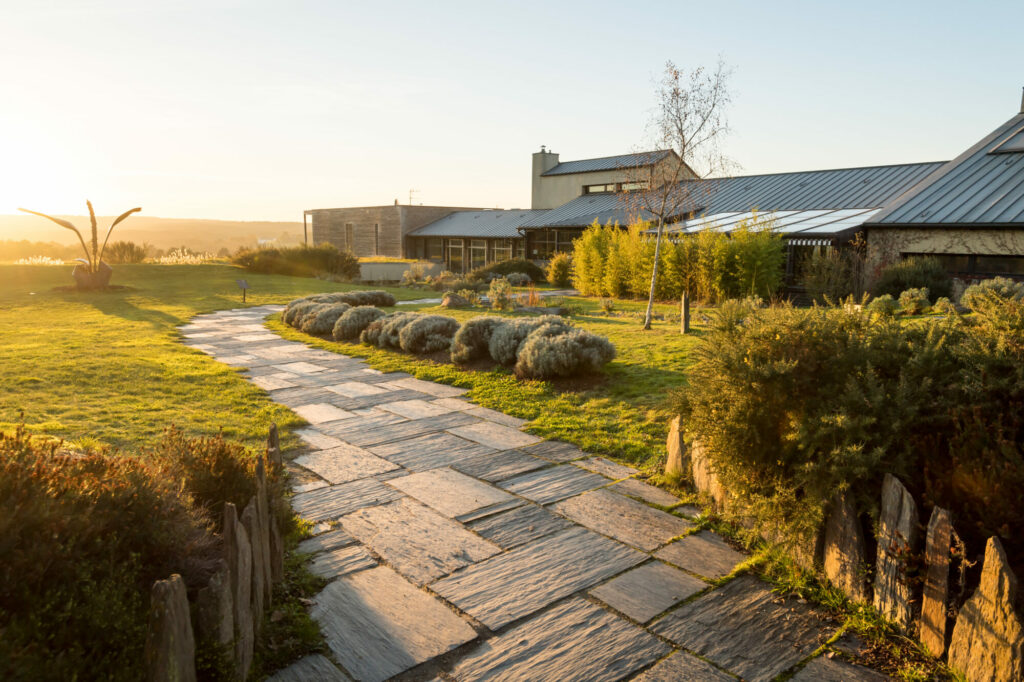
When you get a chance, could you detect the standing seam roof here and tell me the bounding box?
[406,210,551,238]
[540,150,673,176]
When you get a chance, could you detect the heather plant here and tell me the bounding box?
[300,303,351,335]
[546,252,572,287]
[488,315,571,365]
[515,326,616,379]
[451,316,507,364]
[872,255,951,300]
[398,315,461,354]
[334,306,385,341]
[898,287,930,314]
[488,277,515,311]
[866,294,898,317]
[960,276,1024,310]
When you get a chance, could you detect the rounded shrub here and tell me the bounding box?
[488,277,515,311]
[451,316,508,364]
[872,256,951,300]
[932,297,957,315]
[398,315,461,355]
[961,276,1024,311]
[546,252,572,287]
[898,287,930,315]
[361,312,418,348]
[514,326,616,379]
[339,290,396,307]
[468,258,545,283]
[333,306,385,341]
[866,294,899,317]
[506,272,532,286]
[300,303,351,335]
[284,300,325,328]
[488,315,571,365]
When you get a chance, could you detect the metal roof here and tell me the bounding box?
[541,150,673,176]
[868,113,1024,226]
[407,209,550,239]
[665,208,881,240]
[522,161,945,232]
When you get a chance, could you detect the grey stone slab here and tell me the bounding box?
[388,468,521,521]
[651,575,830,682]
[378,398,456,419]
[499,465,609,505]
[295,428,345,450]
[234,332,279,342]
[291,478,403,523]
[432,526,645,630]
[318,410,407,440]
[610,478,681,507]
[326,388,433,412]
[790,656,892,681]
[309,544,377,579]
[383,377,468,397]
[294,443,399,484]
[268,654,352,682]
[522,439,587,462]
[273,387,337,408]
[369,432,495,472]
[342,498,500,585]
[334,411,479,447]
[590,561,707,623]
[632,650,734,682]
[430,397,474,411]
[448,422,541,450]
[451,597,668,682]
[463,406,528,428]
[297,528,356,555]
[325,381,392,398]
[217,354,257,365]
[251,375,297,391]
[466,504,574,550]
[452,449,548,483]
[655,530,746,580]
[293,403,357,424]
[552,488,692,551]
[273,361,328,374]
[574,457,637,480]
[312,566,477,682]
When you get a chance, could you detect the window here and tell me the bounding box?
[426,238,443,260]
[514,239,525,260]
[902,252,1024,277]
[345,223,354,251]
[493,239,513,262]
[470,239,487,269]
[374,224,380,254]
[447,238,464,273]
[530,230,556,259]
[556,229,583,253]
[584,183,615,194]
[620,181,649,192]
[584,181,649,194]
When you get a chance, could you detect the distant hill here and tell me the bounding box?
[0,214,305,254]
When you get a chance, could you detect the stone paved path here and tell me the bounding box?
[182,306,891,682]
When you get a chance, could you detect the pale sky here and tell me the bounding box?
[1,0,1022,221]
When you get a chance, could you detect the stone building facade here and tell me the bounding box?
[305,205,481,258]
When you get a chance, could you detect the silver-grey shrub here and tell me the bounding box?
[340,290,396,307]
[488,315,571,365]
[451,316,507,364]
[361,312,418,348]
[301,302,351,335]
[286,301,328,328]
[333,306,385,341]
[515,326,616,379]
[399,315,461,354]
[507,272,532,286]
[282,299,315,326]
[961,276,1024,311]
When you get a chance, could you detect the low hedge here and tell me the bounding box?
[233,244,360,280]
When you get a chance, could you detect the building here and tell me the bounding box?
[404,209,544,272]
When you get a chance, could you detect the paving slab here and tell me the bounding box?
[463,406,528,428]
[466,504,574,550]
[790,656,892,681]
[325,381,392,398]
[291,478,403,523]
[377,398,457,420]
[451,597,669,682]
[252,375,298,391]
[369,432,495,472]
[552,488,691,551]
[651,575,830,682]
[216,354,257,365]
[312,566,477,682]
[273,361,328,375]
[293,403,357,424]
[234,332,280,342]
[655,530,746,580]
[574,457,637,480]
[388,468,522,521]
[610,478,681,507]
[383,377,468,397]
[522,440,587,462]
[268,654,352,682]
[452,449,548,482]
[430,397,474,411]
[448,422,542,450]
[309,544,377,579]
[342,498,500,585]
[294,443,399,484]
[318,410,407,440]
[432,526,645,630]
[589,561,707,623]
[632,650,734,682]
[334,411,479,447]
[295,428,346,451]
[297,528,356,555]
[499,465,609,505]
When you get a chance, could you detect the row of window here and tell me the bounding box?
[903,252,1024,277]
[410,238,524,272]
[583,181,648,194]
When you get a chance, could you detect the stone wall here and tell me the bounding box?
[864,227,1024,280]
[308,206,483,258]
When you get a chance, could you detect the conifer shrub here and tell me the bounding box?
[546,252,572,287]
[871,255,951,300]
[488,277,515,311]
[333,306,385,341]
[866,294,899,317]
[300,303,351,335]
[515,325,616,379]
[898,287,930,314]
[961,276,1024,310]
[451,316,507,364]
[488,315,571,365]
[398,315,461,355]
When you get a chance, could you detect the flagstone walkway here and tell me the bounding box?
[182,306,891,682]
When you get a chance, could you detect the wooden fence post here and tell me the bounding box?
[680,291,691,334]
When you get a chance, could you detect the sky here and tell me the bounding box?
[1,0,1022,223]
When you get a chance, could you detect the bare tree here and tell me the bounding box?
[624,59,734,329]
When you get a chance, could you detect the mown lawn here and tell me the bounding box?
[0,264,418,450]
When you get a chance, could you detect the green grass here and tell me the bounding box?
[0,264,419,450]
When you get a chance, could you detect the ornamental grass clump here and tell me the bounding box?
[333,306,385,341]
[488,315,571,365]
[451,316,508,364]
[898,287,930,314]
[398,315,461,355]
[514,325,616,379]
[961,276,1024,311]
[300,302,351,336]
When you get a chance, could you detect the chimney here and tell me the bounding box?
[531,146,560,209]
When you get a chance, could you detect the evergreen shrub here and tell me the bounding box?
[333,306,385,341]
[361,312,417,349]
[961,276,1024,310]
[451,316,507,364]
[871,256,951,300]
[866,294,898,317]
[468,259,545,282]
[546,253,572,287]
[488,315,570,365]
[515,325,615,379]
[488,278,515,311]
[898,287,930,314]
[232,244,360,280]
[300,303,351,335]
[506,272,532,286]
[398,315,460,355]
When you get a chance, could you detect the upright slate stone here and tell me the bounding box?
[195,559,233,654]
[920,506,952,657]
[873,474,919,631]
[690,439,727,509]
[823,492,869,603]
[242,499,266,634]
[948,537,1024,682]
[145,574,196,682]
[224,503,254,679]
[665,415,686,477]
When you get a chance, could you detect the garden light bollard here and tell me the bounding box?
[236,279,249,303]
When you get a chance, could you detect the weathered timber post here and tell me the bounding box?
[680,291,691,334]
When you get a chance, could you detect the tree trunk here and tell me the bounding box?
[643,218,666,330]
